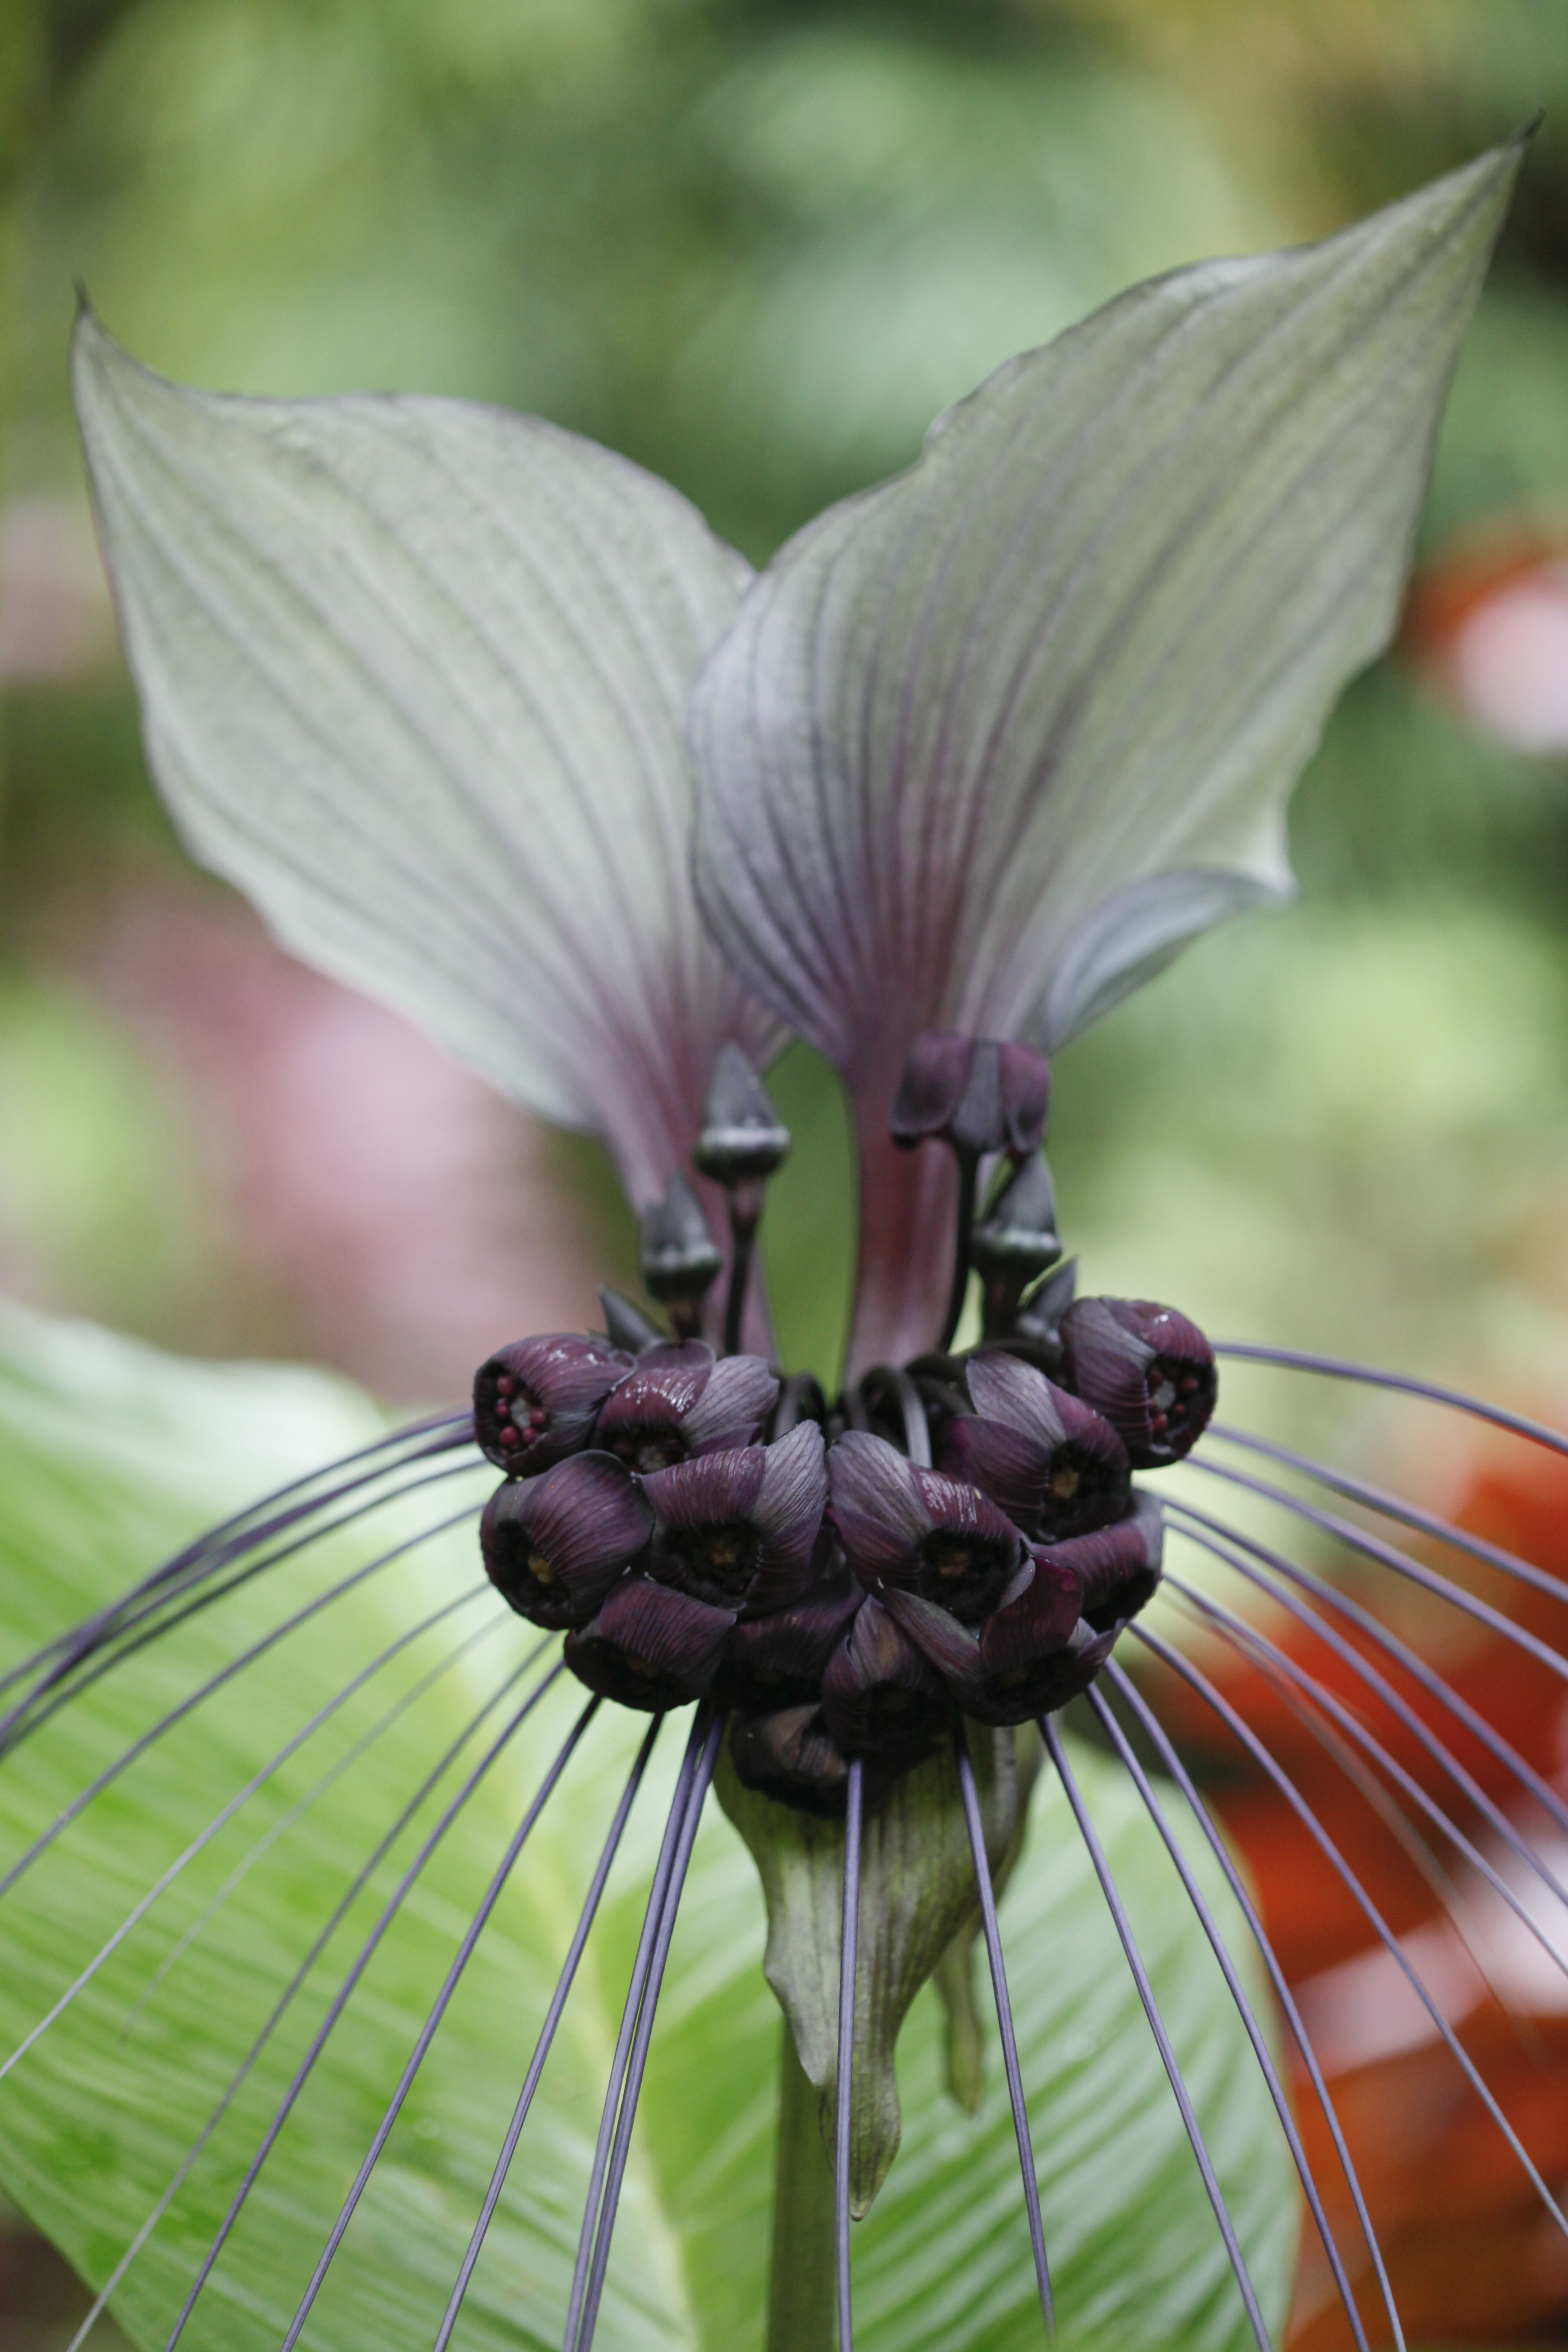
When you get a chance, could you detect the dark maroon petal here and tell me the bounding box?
[595,1339,715,1471]
[827,1430,930,1590]
[682,1353,779,1454]
[747,1423,830,1609]
[906,1465,1026,1622]
[474,1330,632,1475]
[1071,1493,1165,1631]
[643,1444,769,1611]
[821,1595,952,1762]
[936,1415,1051,1532]
[642,1445,769,1531]
[964,1350,1069,1441]
[715,1570,863,1711]
[890,1032,976,1146]
[881,1589,987,1699]
[729,1706,850,1816]
[481,1455,647,1631]
[564,1574,734,1711]
[979,1550,1085,1675]
[1060,1297,1216,1467]
[964,1620,1117,1727]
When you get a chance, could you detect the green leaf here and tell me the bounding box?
[71,314,781,1206]
[0,1304,1295,2351]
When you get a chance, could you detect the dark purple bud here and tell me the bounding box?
[639,1173,723,1310]
[1060,1297,1217,1466]
[977,1548,1088,1679]
[715,1565,863,1712]
[821,1595,953,1763]
[595,1340,778,1473]
[891,1033,1051,1159]
[692,1043,792,1186]
[479,1453,653,1630]
[599,1286,665,1354]
[729,1706,851,1817]
[1011,1256,1078,1368]
[474,1330,632,1477]
[644,1422,827,1615]
[828,1431,1026,1625]
[564,1574,734,1712]
[969,1154,1062,1282]
[940,1352,1131,1541]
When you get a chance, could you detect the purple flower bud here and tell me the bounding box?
[828,1430,1027,1625]
[479,1452,653,1631]
[729,1706,850,1816]
[594,1339,779,1473]
[639,1172,723,1311]
[890,1033,1051,1159]
[821,1594,953,1762]
[643,1421,828,1615]
[564,1573,734,1712]
[714,1565,863,1712]
[474,1331,633,1477]
[692,1043,792,1186]
[1059,1297,1217,1466]
[938,1351,1131,1541]
[964,1618,1120,1727]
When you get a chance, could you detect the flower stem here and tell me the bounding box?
[767,2025,835,2352]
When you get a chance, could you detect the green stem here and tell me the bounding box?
[767,2024,835,2352]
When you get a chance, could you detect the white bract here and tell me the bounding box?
[74,143,1521,1370]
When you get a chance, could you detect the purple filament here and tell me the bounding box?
[1084,1682,1373,2352]
[162,1660,565,2352]
[1042,1716,1274,2352]
[1212,1345,1568,1459]
[0,1450,485,1755]
[277,1696,602,2352]
[1160,1562,1568,2004]
[1168,1504,1568,1908]
[953,1725,1053,2335]
[1103,1658,1405,2352]
[0,1570,495,2086]
[573,1710,725,2352]
[430,1715,663,2352]
[1207,1421,1568,1610]
[67,1645,547,2352]
[1187,1455,1568,1688]
[562,1710,710,2352]
[1131,1623,1568,2248]
[1167,1495,1568,1844]
[0,1493,484,1902]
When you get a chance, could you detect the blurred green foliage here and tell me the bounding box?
[2,0,1568,1404]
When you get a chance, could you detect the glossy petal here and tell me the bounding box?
[691,146,1520,1366]
[73,313,782,1202]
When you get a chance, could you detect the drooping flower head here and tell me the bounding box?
[0,137,1552,2352]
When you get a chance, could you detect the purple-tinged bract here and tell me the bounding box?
[474,1330,632,1477]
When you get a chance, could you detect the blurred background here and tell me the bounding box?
[3,0,1568,2344]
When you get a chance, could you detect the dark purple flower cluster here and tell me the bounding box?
[472,1296,1214,1813]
